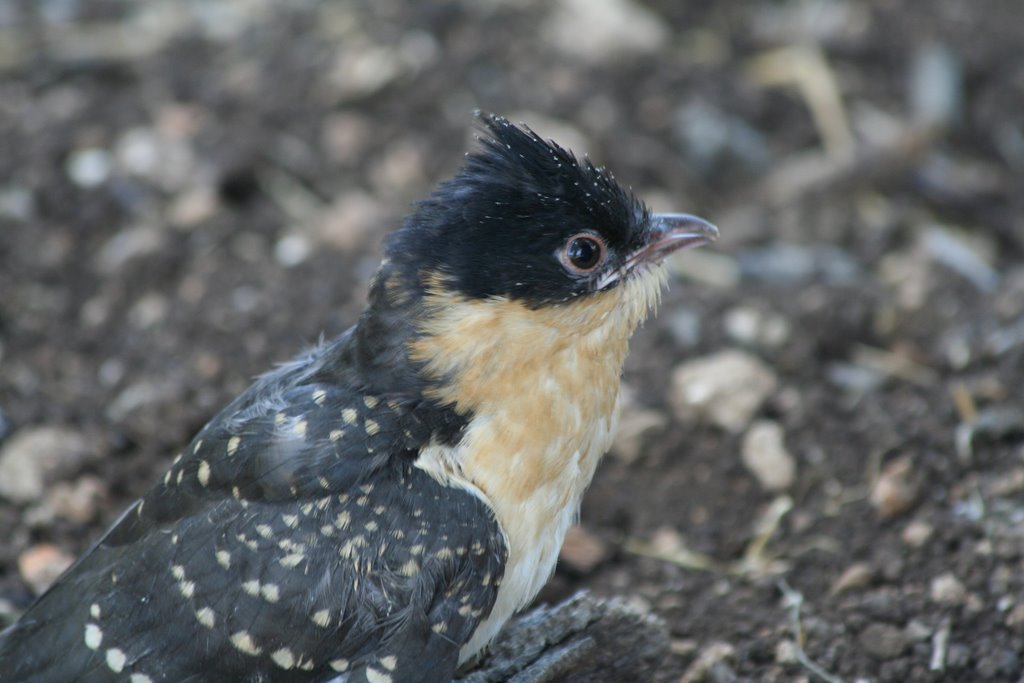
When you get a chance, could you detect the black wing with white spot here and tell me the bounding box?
[0,340,507,683]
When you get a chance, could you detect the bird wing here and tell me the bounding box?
[0,348,507,683]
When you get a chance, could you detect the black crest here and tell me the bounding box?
[386,113,650,306]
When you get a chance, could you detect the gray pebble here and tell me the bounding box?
[0,428,93,504]
[859,622,908,660]
[669,350,778,433]
[542,0,669,61]
[740,420,795,491]
[66,148,112,188]
[909,42,962,128]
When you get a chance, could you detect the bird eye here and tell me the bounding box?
[560,233,607,274]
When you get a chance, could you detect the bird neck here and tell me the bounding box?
[334,262,426,396]
[407,284,635,493]
[406,267,664,423]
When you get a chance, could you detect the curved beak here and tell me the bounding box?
[625,213,719,272]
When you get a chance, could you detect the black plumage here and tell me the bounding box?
[1,338,506,682]
[388,115,651,306]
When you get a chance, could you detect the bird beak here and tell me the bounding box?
[625,213,719,272]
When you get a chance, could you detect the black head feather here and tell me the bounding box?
[385,113,651,306]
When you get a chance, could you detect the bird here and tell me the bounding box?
[0,112,717,682]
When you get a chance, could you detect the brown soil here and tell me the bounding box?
[1,1,1022,681]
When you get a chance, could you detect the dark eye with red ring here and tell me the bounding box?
[560,233,607,274]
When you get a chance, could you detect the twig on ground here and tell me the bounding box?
[852,344,939,387]
[777,579,846,683]
[625,496,793,577]
[622,537,720,573]
[734,495,793,576]
[930,617,951,672]
[747,44,856,161]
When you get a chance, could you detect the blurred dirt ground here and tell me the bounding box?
[1,1,1023,681]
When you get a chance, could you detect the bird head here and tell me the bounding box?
[356,113,717,410]
[384,113,717,320]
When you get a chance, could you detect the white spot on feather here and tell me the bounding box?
[271,648,295,669]
[216,549,231,569]
[231,631,261,656]
[280,553,304,568]
[195,607,216,629]
[105,648,127,673]
[261,583,280,602]
[84,624,102,649]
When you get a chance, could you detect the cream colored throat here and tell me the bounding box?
[409,270,664,494]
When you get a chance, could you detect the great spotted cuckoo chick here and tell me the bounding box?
[0,113,717,682]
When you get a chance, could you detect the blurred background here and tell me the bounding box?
[0,0,1022,680]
